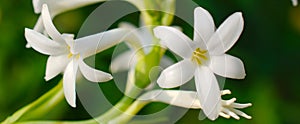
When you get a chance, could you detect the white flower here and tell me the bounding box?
[32,0,105,34]
[25,4,134,107]
[110,22,175,97]
[154,7,246,120]
[139,89,252,120]
[292,0,298,6]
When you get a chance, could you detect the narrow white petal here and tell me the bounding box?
[110,50,136,73]
[74,28,134,58]
[45,54,70,81]
[219,112,230,119]
[41,4,65,43]
[229,108,252,119]
[118,22,146,52]
[63,60,78,107]
[193,7,215,45]
[139,90,201,109]
[223,108,240,120]
[209,54,246,79]
[195,66,221,120]
[157,60,196,88]
[231,103,252,109]
[221,89,231,95]
[33,16,44,33]
[208,12,244,55]
[222,98,237,106]
[34,0,105,15]
[78,59,113,82]
[154,26,195,59]
[25,28,67,55]
[292,0,298,6]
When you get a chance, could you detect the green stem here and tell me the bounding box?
[108,100,150,123]
[2,81,64,124]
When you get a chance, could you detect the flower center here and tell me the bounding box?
[67,46,80,59]
[191,48,208,65]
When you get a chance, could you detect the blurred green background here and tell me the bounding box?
[1,0,300,124]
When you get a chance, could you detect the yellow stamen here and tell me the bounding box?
[191,48,208,65]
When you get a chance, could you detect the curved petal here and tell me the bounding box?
[154,26,195,59]
[110,50,137,73]
[63,60,78,107]
[25,28,67,55]
[41,4,65,43]
[195,66,221,120]
[209,54,246,79]
[193,7,215,47]
[45,54,70,81]
[74,28,136,58]
[34,0,105,15]
[118,22,146,52]
[78,59,113,82]
[139,90,201,109]
[157,59,196,88]
[33,16,44,33]
[207,12,244,55]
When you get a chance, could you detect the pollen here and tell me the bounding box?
[191,48,208,65]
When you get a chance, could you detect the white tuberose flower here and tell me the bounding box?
[25,4,131,107]
[139,89,252,120]
[154,7,246,120]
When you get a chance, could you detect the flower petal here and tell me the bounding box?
[78,59,113,82]
[41,4,65,43]
[139,90,201,109]
[157,59,196,88]
[193,7,215,46]
[154,26,195,59]
[74,28,135,58]
[25,28,67,55]
[45,54,70,81]
[209,54,246,79]
[63,60,78,107]
[207,12,244,55]
[110,50,137,73]
[34,0,105,15]
[195,66,221,120]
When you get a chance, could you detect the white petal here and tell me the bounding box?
[41,4,65,43]
[207,12,244,55]
[110,50,137,73]
[209,54,246,79]
[139,90,201,109]
[25,28,67,55]
[193,7,215,46]
[118,22,146,52]
[63,60,78,107]
[34,0,105,15]
[157,60,196,88]
[78,59,113,82]
[195,66,221,120]
[33,16,44,33]
[154,26,195,59]
[45,54,70,81]
[74,28,134,58]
